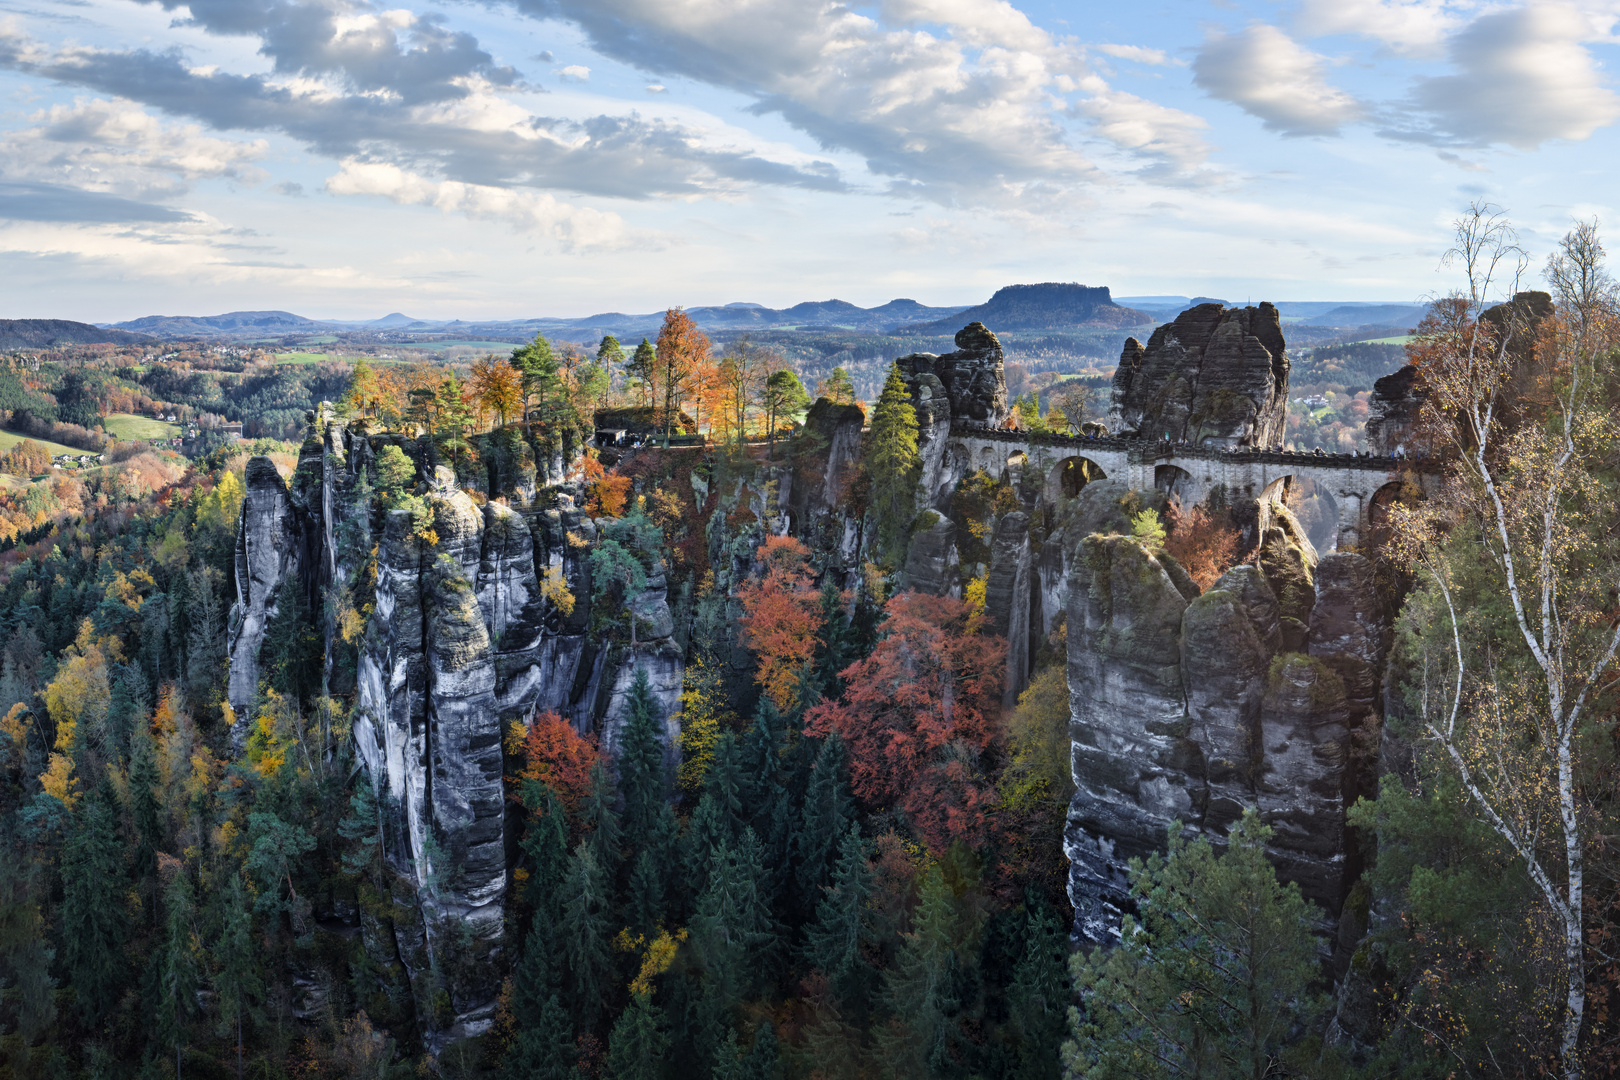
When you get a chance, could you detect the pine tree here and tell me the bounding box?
[628,338,658,407]
[1006,902,1069,1080]
[158,870,200,1077]
[61,784,128,1023]
[619,667,667,845]
[802,825,875,1012]
[703,731,745,841]
[1066,811,1324,1080]
[213,874,261,1080]
[606,989,669,1080]
[337,775,381,881]
[560,841,614,1032]
[795,733,853,905]
[864,362,920,563]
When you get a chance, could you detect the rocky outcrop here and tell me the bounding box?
[1065,533,1196,945]
[986,512,1032,705]
[901,512,960,598]
[1108,302,1289,448]
[226,457,304,733]
[1365,364,1423,456]
[1064,512,1385,944]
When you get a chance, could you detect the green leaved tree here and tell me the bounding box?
[865,362,920,564]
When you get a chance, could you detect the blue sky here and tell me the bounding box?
[0,0,1616,321]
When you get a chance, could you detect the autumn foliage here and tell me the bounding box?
[515,710,599,813]
[577,455,632,518]
[737,535,824,709]
[808,591,1006,854]
[1164,501,1246,590]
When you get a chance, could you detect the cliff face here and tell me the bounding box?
[229,412,685,1048]
[1108,302,1290,448]
[1064,535,1387,947]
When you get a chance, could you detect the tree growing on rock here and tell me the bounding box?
[864,363,920,565]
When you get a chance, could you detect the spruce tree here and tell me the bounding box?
[864,362,920,563]
[803,825,875,1012]
[692,829,779,1063]
[627,849,664,940]
[606,989,669,1080]
[158,870,200,1077]
[560,841,614,1032]
[504,991,575,1080]
[877,865,959,1078]
[795,733,853,905]
[213,875,260,1080]
[618,667,667,844]
[1006,903,1069,1080]
[582,761,622,882]
[60,784,128,1023]
[813,577,855,696]
[505,922,575,1080]
[129,718,163,881]
[628,339,658,407]
[520,781,570,928]
[336,777,381,882]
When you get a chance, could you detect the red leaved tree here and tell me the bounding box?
[807,591,1006,854]
[517,710,599,813]
[737,535,824,709]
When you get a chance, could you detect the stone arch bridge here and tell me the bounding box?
[947,424,1439,549]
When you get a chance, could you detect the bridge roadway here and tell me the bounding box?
[947,423,1438,549]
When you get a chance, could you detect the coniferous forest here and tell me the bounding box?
[0,208,1618,1080]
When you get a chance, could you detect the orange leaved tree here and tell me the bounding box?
[737,535,824,710]
[516,710,599,814]
[808,591,1006,854]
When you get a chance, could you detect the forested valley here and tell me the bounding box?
[0,209,1614,1080]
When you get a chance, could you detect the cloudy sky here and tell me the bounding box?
[1,0,1617,321]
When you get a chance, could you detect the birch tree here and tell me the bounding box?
[1391,205,1620,1077]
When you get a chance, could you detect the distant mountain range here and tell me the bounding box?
[0,319,154,350]
[79,288,1432,344]
[905,283,1148,333]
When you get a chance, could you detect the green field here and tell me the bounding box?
[1349,335,1414,345]
[414,340,523,351]
[0,430,92,459]
[103,413,180,441]
[275,351,336,365]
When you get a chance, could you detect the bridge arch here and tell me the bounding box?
[1368,478,1424,530]
[1154,464,1193,502]
[1046,455,1108,502]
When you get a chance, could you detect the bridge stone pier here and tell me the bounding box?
[945,424,1436,549]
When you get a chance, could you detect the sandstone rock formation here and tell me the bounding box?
[226,456,303,734]
[1108,302,1290,448]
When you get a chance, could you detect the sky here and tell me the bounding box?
[0,0,1617,322]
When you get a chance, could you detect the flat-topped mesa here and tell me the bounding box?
[1108,302,1289,449]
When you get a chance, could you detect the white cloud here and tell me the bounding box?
[501,0,1097,201]
[1295,0,1465,57]
[1072,89,1216,181]
[1193,24,1365,137]
[1403,4,1620,148]
[324,159,634,249]
[1094,43,1178,66]
[0,98,268,202]
[557,64,590,82]
[646,83,667,93]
